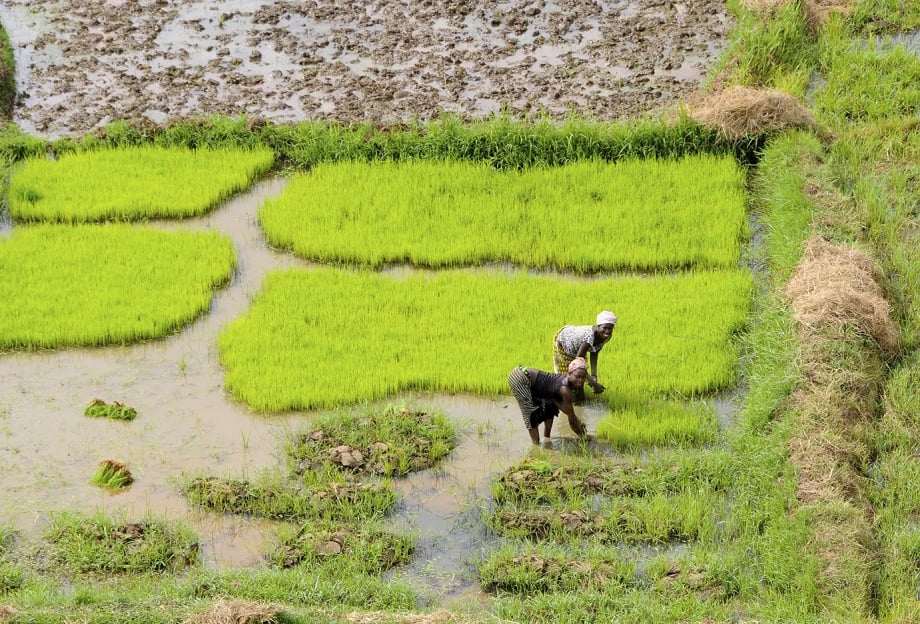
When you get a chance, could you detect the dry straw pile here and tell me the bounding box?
[182,599,282,624]
[784,237,899,356]
[685,86,821,139]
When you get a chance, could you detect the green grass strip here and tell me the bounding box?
[7,145,274,223]
[218,267,751,412]
[0,224,236,349]
[259,156,746,272]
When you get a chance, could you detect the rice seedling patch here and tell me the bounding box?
[284,406,457,477]
[90,459,133,490]
[8,146,274,223]
[478,543,635,594]
[43,511,200,573]
[219,268,751,412]
[492,451,733,506]
[488,488,721,545]
[0,224,236,349]
[83,398,137,421]
[259,156,746,272]
[181,472,397,522]
[269,520,414,574]
[595,399,719,450]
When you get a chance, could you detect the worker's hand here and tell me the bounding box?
[590,380,606,394]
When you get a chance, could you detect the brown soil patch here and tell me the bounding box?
[784,237,899,356]
[685,85,821,139]
[0,0,731,138]
[183,598,282,624]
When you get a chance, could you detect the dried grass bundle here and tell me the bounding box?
[182,599,282,624]
[685,86,820,139]
[784,237,899,355]
[342,610,463,624]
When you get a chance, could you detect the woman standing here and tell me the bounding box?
[552,310,617,395]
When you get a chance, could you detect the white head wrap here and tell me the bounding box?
[596,310,617,327]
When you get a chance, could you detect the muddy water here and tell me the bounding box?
[0,178,614,580]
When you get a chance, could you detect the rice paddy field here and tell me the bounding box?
[2,1,920,623]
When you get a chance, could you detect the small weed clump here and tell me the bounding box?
[90,459,134,490]
[44,511,200,573]
[270,520,414,574]
[84,398,137,421]
[285,405,457,477]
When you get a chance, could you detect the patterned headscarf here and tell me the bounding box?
[567,357,588,374]
[596,310,617,327]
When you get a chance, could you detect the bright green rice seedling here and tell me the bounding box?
[90,459,134,490]
[270,520,414,574]
[285,404,457,477]
[595,399,719,450]
[259,156,746,272]
[0,225,236,349]
[478,542,635,594]
[44,510,199,573]
[8,146,274,223]
[84,398,137,421]
[181,469,398,522]
[219,267,751,412]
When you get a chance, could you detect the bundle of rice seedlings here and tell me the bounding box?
[182,598,282,624]
[90,459,134,490]
[84,398,137,421]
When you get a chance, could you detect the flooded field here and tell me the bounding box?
[0,0,737,605]
[0,179,628,596]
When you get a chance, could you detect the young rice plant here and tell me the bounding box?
[8,145,274,223]
[218,267,751,412]
[259,156,746,272]
[0,224,236,349]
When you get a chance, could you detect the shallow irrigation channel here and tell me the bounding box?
[0,178,645,599]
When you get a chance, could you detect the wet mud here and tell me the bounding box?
[0,0,730,139]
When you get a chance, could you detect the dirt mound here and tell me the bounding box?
[685,86,821,139]
[183,599,282,624]
[784,237,899,355]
